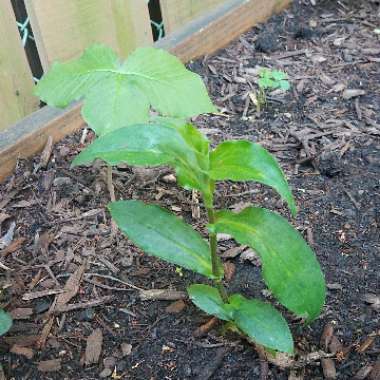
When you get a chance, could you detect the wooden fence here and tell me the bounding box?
[0,0,291,180]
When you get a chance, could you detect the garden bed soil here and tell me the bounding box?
[0,0,379,379]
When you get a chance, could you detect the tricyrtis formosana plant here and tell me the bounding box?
[36,45,326,355]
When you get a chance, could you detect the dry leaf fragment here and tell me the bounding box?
[10,344,34,359]
[165,300,186,314]
[331,83,346,93]
[342,89,366,100]
[85,328,103,365]
[37,358,61,372]
[321,358,337,379]
[193,317,219,338]
[1,237,25,257]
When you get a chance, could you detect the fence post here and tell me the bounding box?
[0,1,38,131]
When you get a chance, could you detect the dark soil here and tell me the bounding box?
[0,0,379,379]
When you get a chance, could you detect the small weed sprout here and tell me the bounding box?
[36,45,325,356]
[256,68,290,112]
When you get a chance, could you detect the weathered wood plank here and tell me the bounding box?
[0,1,38,131]
[157,0,291,63]
[160,0,225,34]
[0,0,291,182]
[25,0,153,70]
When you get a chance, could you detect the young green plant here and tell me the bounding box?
[256,68,290,112]
[36,45,325,355]
[36,44,215,200]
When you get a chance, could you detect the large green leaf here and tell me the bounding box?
[214,208,326,322]
[0,309,12,336]
[35,45,216,135]
[209,141,296,216]
[187,284,234,321]
[108,200,222,279]
[72,122,213,205]
[229,294,293,353]
[187,285,293,353]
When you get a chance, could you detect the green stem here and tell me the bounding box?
[207,207,229,303]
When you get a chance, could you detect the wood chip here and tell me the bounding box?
[354,365,373,380]
[363,294,380,310]
[37,359,61,372]
[55,262,86,311]
[342,89,366,100]
[37,317,54,349]
[220,245,247,259]
[85,328,103,365]
[139,289,187,301]
[223,261,236,282]
[10,344,34,359]
[320,323,335,351]
[321,358,337,379]
[1,237,25,257]
[39,136,53,168]
[369,360,380,380]
[10,308,33,320]
[193,317,219,338]
[165,300,186,314]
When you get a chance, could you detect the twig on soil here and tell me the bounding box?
[54,295,114,313]
[343,188,360,209]
[22,288,64,301]
[86,273,144,291]
[106,165,118,236]
[139,288,187,301]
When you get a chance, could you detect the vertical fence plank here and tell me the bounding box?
[160,0,225,34]
[25,0,153,71]
[0,1,38,131]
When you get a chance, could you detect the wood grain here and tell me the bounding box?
[160,0,225,34]
[0,1,38,131]
[0,0,291,182]
[25,0,153,70]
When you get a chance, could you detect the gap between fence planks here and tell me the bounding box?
[0,1,39,131]
[0,0,291,182]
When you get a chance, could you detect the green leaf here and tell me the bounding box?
[72,122,213,203]
[229,294,293,353]
[36,45,216,135]
[0,309,12,336]
[271,70,288,81]
[109,200,222,279]
[187,284,234,321]
[214,208,326,322]
[279,80,291,91]
[210,141,296,216]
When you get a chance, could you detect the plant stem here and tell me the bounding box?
[207,207,228,303]
[107,165,117,235]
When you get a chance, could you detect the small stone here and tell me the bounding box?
[120,343,132,357]
[99,368,112,378]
